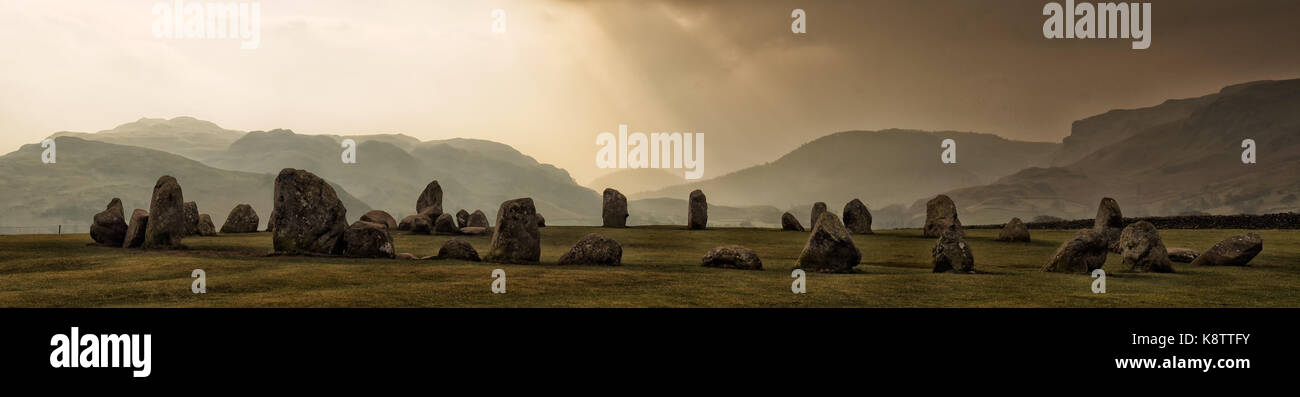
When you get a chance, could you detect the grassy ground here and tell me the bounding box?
[0,226,1296,307]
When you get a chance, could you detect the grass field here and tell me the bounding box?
[0,226,1296,307]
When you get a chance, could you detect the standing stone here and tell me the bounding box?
[1190,233,1263,267]
[536,213,546,227]
[484,198,541,264]
[1167,248,1199,263]
[360,210,398,230]
[183,201,199,235]
[437,239,481,261]
[923,195,962,238]
[996,217,1031,242]
[1094,197,1125,253]
[688,190,708,230]
[1042,229,1109,273]
[220,204,260,233]
[796,212,861,273]
[410,216,432,234]
[932,226,974,273]
[123,209,149,248]
[456,209,470,228]
[270,168,349,255]
[196,214,218,236]
[701,245,763,270]
[1118,221,1173,273]
[842,199,873,234]
[143,175,186,249]
[416,180,443,217]
[467,210,489,228]
[342,221,395,258]
[810,202,827,230]
[397,215,417,231]
[434,213,460,234]
[557,234,623,266]
[781,212,805,231]
[602,188,629,228]
[90,198,128,246]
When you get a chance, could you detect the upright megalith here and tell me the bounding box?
[342,221,395,258]
[467,210,490,228]
[143,175,186,249]
[90,198,128,246]
[360,210,398,230]
[1042,229,1109,273]
[456,209,470,229]
[810,202,827,230]
[781,212,805,231]
[1094,197,1125,253]
[196,214,218,236]
[270,168,349,255]
[796,212,861,273]
[183,201,200,235]
[416,180,444,218]
[932,225,974,273]
[123,209,149,248]
[842,199,873,234]
[923,195,962,238]
[688,189,708,230]
[1118,221,1173,273]
[602,188,629,228]
[434,213,460,234]
[221,204,260,233]
[996,218,1031,242]
[484,198,541,264]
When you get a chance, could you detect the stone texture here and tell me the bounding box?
[688,189,707,230]
[1167,247,1199,263]
[467,210,489,228]
[342,221,395,258]
[842,199,873,234]
[996,217,1031,242]
[123,209,149,248]
[1094,197,1125,253]
[456,209,470,229]
[810,202,827,230]
[397,215,417,231]
[416,180,443,217]
[602,188,629,228]
[1190,233,1263,267]
[557,234,623,266]
[781,212,805,231]
[484,198,541,264]
[90,198,128,246]
[796,212,861,273]
[183,201,199,235]
[143,175,186,249]
[220,204,260,233]
[360,210,398,230]
[437,239,481,262]
[410,216,432,234]
[701,245,763,270]
[196,214,217,236]
[270,168,349,255]
[1118,221,1173,273]
[923,195,962,238]
[932,226,974,273]
[1042,229,1109,273]
[433,213,460,234]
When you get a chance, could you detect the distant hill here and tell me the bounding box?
[49,116,246,161]
[923,79,1300,225]
[633,129,1060,210]
[0,137,370,229]
[587,168,686,196]
[627,198,782,228]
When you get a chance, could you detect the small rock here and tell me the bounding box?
[996,217,1031,242]
[781,212,805,231]
[437,239,481,261]
[557,234,623,266]
[1190,233,1263,267]
[701,245,763,270]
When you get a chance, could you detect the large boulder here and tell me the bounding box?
[122,209,149,248]
[433,213,460,234]
[996,217,1031,242]
[410,216,432,234]
[143,175,187,249]
[932,226,974,273]
[1190,234,1263,267]
[183,201,200,235]
[796,212,861,273]
[701,245,763,270]
[341,221,395,258]
[557,234,623,266]
[842,199,873,234]
[1118,221,1173,273]
[456,209,470,228]
[467,210,489,228]
[90,198,128,246]
[196,214,218,236]
[1042,229,1109,273]
[360,210,398,230]
[781,212,805,231]
[1167,247,1199,263]
[688,189,708,229]
[397,215,418,231]
[1094,197,1125,253]
[416,180,443,217]
[602,188,629,228]
[220,204,260,233]
[923,195,962,238]
[810,202,827,230]
[437,239,481,261]
[484,198,541,264]
[270,168,349,255]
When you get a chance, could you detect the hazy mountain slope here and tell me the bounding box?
[929,79,1300,225]
[587,168,685,195]
[49,116,245,161]
[0,137,370,229]
[626,198,782,228]
[633,129,1059,209]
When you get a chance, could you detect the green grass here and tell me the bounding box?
[0,226,1296,307]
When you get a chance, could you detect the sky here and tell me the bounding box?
[1,0,1297,183]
